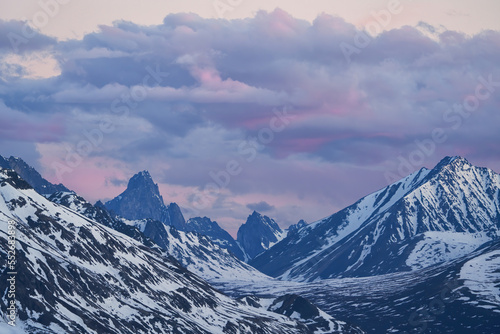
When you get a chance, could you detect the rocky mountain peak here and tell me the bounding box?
[128,170,156,189]
[0,154,70,195]
[105,171,165,220]
[237,211,285,260]
[427,155,471,175]
[104,171,188,231]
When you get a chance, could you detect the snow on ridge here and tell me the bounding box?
[307,167,431,231]
[460,249,500,308]
[406,231,492,270]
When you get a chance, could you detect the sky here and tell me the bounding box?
[1,0,500,236]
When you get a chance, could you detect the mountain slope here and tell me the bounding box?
[237,211,286,260]
[222,239,500,333]
[238,294,364,334]
[122,218,270,284]
[44,174,362,333]
[251,156,500,281]
[0,169,335,333]
[0,155,69,195]
[185,216,246,261]
[48,191,156,248]
[48,189,265,286]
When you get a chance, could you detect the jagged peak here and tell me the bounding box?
[250,210,262,217]
[130,170,153,181]
[422,156,472,181]
[137,170,152,177]
[244,211,282,232]
[435,155,469,167]
[127,170,158,190]
[246,211,271,224]
[167,202,181,209]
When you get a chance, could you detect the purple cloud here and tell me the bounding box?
[1,10,499,230]
[246,201,275,212]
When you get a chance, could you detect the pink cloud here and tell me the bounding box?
[0,102,65,142]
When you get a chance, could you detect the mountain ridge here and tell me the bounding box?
[0,155,69,195]
[251,156,500,281]
[0,168,360,333]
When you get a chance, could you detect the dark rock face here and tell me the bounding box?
[236,211,284,260]
[0,155,69,195]
[104,171,187,230]
[251,156,500,281]
[287,219,308,236]
[186,217,245,260]
[164,202,187,231]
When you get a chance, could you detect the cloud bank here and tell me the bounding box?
[1,9,499,234]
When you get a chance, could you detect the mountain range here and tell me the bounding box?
[1,154,499,333]
[0,166,360,333]
[250,156,500,281]
[102,169,290,262]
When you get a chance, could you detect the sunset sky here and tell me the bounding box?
[1,0,500,235]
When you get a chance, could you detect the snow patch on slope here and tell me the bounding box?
[460,250,500,308]
[406,232,492,270]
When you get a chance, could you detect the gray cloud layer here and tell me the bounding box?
[1,9,499,229]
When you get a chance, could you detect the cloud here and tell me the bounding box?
[0,100,65,142]
[0,19,56,54]
[1,10,499,231]
[246,201,276,212]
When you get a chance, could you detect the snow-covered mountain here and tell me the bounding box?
[0,155,69,196]
[251,156,500,281]
[122,218,270,284]
[0,168,361,333]
[49,191,264,284]
[104,171,247,260]
[237,211,286,260]
[49,191,156,248]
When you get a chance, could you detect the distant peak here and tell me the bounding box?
[420,156,473,182]
[435,156,470,169]
[136,170,152,178]
[442,155,462,163]
[128,170,154,186]
[167,202,181,210]
[297,219,307,226]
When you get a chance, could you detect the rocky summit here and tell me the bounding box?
[237,211,286,260]
[104,171,187,230]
